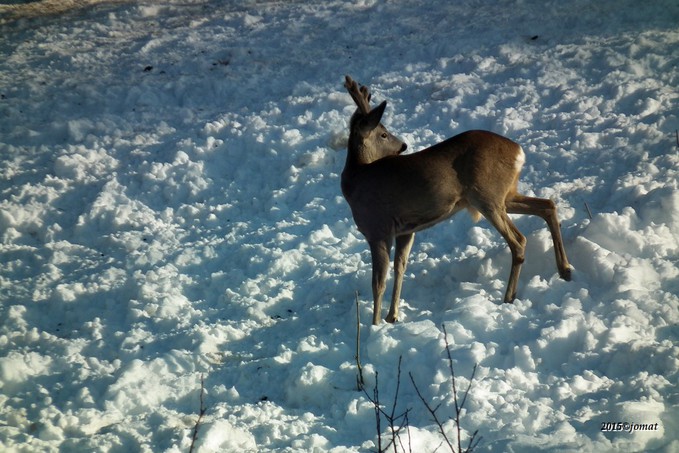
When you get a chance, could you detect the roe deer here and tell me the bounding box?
[341,75,572,325]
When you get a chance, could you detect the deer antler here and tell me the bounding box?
[345,75,372,114]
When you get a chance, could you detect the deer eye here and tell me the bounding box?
[381,132,388,139]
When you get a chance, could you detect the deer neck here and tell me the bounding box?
[345,136,381,169]
[342,139,370,199]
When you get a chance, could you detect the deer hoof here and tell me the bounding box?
[560,267,572,281]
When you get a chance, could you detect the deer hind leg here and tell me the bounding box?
[386,233,415,323]
[481,205,527,303]
[505,195,572,281]
[369,238,393,325]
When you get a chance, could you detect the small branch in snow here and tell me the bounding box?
[363,357,412,453]
[355,291,365,391]
[188,374,207,453]
[410,372,454,452]
[443,324,481,453]
[374,371,382,452]
[584,201,593,220]
[385,356,411,453]
[410,325,481,453]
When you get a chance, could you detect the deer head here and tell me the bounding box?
[344,75,407,166]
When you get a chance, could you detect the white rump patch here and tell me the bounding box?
[515,146,526,172]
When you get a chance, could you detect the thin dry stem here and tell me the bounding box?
[188,374,207,453]
[584,201,593,220]
[409,372,454,452]
[356,291,365,390]
[364,357,411,452]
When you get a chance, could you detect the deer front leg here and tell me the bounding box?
[386,233,415,323]
[369,239,392,325]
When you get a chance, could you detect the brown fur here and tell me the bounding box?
[341,76,572,325]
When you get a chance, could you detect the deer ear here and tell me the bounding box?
[360,101,387,135]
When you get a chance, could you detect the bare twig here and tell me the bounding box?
[410,326,482,453]
[188,374,207,453]
[442,324,481,453]
[443,325,462,453]
[403,411,413,453]
[356,291,365,391]
[409,372,455,452]
[584,201,593,220]
[363,357,411,452]
[374,371,382,452]
[386,357,410,453]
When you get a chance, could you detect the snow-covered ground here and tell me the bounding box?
[1,0,678,451]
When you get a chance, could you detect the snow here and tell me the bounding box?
[1,0,678,451]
